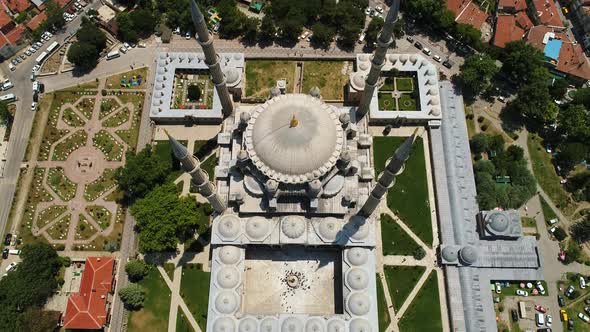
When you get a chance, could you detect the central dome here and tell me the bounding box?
[245,94,344,184]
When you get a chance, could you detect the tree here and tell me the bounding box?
[459,54,499,96]
[567,171,590,202]
[0,101,11,125]
[218,0,245,39]
[413,247,426,260]
[116,145,172,201]
[258,15,276,42]
[553,227,567,241]
[572,88,590,109]
[393,17,406,38]
[116,13,139,43]
[67,42,100,70]
[125,260,149,282]
[16,309,61,332]
[571,216,590,244]
[556,142,588,174]
[558,104,590,142]
[242,17,260,42]
[187,84,201,101]
[509,79,558,125]
[365,17,384,47]
[475,172,497,209]
[502,41,545,85]
[550,79,568,100]
[470,133,491,154]
[131,183,206,252]
[310,23,335,49]
[45,0,65,29]
[119,284,146,310]
[455,23,481,48]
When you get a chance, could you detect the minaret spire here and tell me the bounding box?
[360,128,419,216]
[357,0,400,118]
[165,130,227,213]
[190,0,234,117]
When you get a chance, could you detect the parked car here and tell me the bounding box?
[8,63,15,71]
[422,47,432,55]
[559,295,566,307]
[365,7,371,15]
[406,36,414,43]
[561,309,569,321]
[580,276,586,289]
[537,281,546,295]
[535,305,547,313]
[495,282,501,294]
[516,289,529,296]
[585,307,590,315]
[1,248,8,259]
[511,309,518,322]
[31,102,37,111]
[568,318,574,330]
[4,233,12,246]
[579,312,590,323]
[2,81,13,90]
[25,50,31,56]
[536,313,546,326]
[585,298,590,304]
[547,314,553,327]
[5,262,17,272]
[566,285,575,298]
[414,41,423,49]
[432,54,442,62]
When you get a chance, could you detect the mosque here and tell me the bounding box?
[151,0,544,331]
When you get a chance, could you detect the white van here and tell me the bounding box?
[2,81,13,90]
[581,276,586,289]
[8,249,20,255]
[536,313,545,327]
[549,218,558,225]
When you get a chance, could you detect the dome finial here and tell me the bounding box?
[289,114,299,128]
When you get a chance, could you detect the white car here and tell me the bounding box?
[5,262,17,272]
[365,7,371,15]
[422,48,432,55]
[432,54,442,62]
[124,42,130,49]
[536,280,546,295]
[579,312,590,322]
[581,276,586,289]
[516,289,529,297]
[32,64,40,72]
[31,102,37,111]
[2,81,13,90]
[547,314,552,327]
[376,5,383,13]
[8,63,15,71]
[495,282,501,294]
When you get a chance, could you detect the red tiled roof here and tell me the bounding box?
[532,0,564,27]
[26,11,47,30]
[447,0,470,16]
[455,2,488,29]
[494,15,526,47]
[3,0,30,12]
[56,0,70,7]
[0,32,10,48]
[498,0,527,11]
[0,10,12,29]
[63,257,115,330]
[515,11,534,29]
[526,25,554,50]
[5,24,23,44]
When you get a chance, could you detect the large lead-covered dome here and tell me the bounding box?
[244,94,344,184]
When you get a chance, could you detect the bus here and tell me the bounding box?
[0,93,17,102]
[35,51,48,64]
[106,50,120,60]
[46,41,59,53]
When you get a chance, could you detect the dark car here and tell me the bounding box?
[511,309,519,322]
[406,36,414,43]
[1,248,8,259]
[537,328,552,332]
[559,295,566,307]
[414,41,422,50]
[568,318,575,330]
[4,233,12,246]
[442,60,453,69]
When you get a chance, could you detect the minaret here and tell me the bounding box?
[190,0,234,117]
[165,130,226,213]
[357,0,400,118]
[360,129,418,216]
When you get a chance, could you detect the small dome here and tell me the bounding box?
[178,53,186,60]
[352,72,366,90]
[339,113,350,125]
[245,217,270,240]
[260,318,279,332]
[459,245,478,265]
[225,68,241,86]
[282,317,303,332]
[429,98,440,106]
[270,86,281,97]
[359,54,369,62]
[358,62,370,71]
[234,54,243,60]
[237,149,249,162]
[281,216,306,239]
[323,175,345,197]
[349,319,371,332]
[409,55,418,63]
[441,246,458,262]
[429,107,441,116]
[429,88,439,96]
[216,266,240,289]
[488,212,509,233]
[305,319,325,332]
[240,112,251,123]
[239,318,258,332]
[214,317,236,332]
[217,214,241,240]
[347,248,368,266]
[169,53,177,60]
[347,268,369,290]
[327,320,345,332]
[155,85,163,91]
[388,54,399,63]
[347,292,371,316]
[218,246,241,265]
[426,68,435,76]
[318,218,340,241]
[309,86,321,98]
[159,53,167,59]
[244,175,264,196]
[156,76,164,82]
[400,54,409,63]
[215,291,239,314]
[157,68,165,74]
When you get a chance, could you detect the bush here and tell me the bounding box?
[477,116,484,123]
[101,89,107,96]
[118,284,146,310]
[553,227,567,241]
[481,124,488,131]
[413,247,426,260]
[498,304,504,312]
[187,84,201,101]
[125,260,149,282]
[59,256,72,267]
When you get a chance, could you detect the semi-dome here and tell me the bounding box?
[216,266,240,289]
[215,291,239,314]
[349,319,371,332]
[217,214,241,240]
[218,246,241,265]
[347,248,368,266]
[347,292,371,316]
[441,246,458,262]
[487,212,509,233]
[239,318,258,332]
[245,94,344,184]
[351,72,366,91]
[281,216,306,239]
[245,217,270,240]
[260,318,279,332]
[346,268,369,290]
[459,245,478,265]
[282,317,303,332]
[318,218,340,241]
[327,320,345,332]
[305,318,325,332]
[213,317,236,332]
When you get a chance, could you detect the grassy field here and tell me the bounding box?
[245,60,296,97]
[396,77,414,92]
[106,67,149,89]
[46,214,71,240]
[62,107,86,127]
[52,130,87,161]
[103,107,130,127]
[398,271,442,331]
[47,167,77,201]
[75,214,98,240]
[93,130,124,161]
[527,133,576,216]
[128,267,171,332]
[378,93,395,110]
[384,265,426,311]
[84,168,117,202]
[176,311,196,332]
[373,137,433,246]
[376,274,391,332]
[398,93,419,111]
[85,205,112,230]
[540,196,559,223]
[301,61,349,100]
[201,155,218,181]
[99,98,121,119]
[180,264,210,331]
[380,214,422,256]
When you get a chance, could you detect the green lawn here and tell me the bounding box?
[398,93,419,111]
[398,271,442,332]
[383,265,426,311]
[52,130,87,161]
[47,167,77,201]
[62,107,86,127]
[105,67,149,89]
[301,61,350,100]
[176,311,196,332]
[84,168,117,201]
[180,264,210,331]
[522,217,537,228]
[527,134,576,216]
[373,137,433,246]
[540,196,559,223]
[378,93,395,110]
[245,60,296,97]
[128,267,171,332]
[92,130,123,161]
[85,205,112,230]
[380,214,422,256]
[382,77,395,91]
[102,107,130,127]
[376,274,391,332]
[201,155,218,181]
[395,77,414,92]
